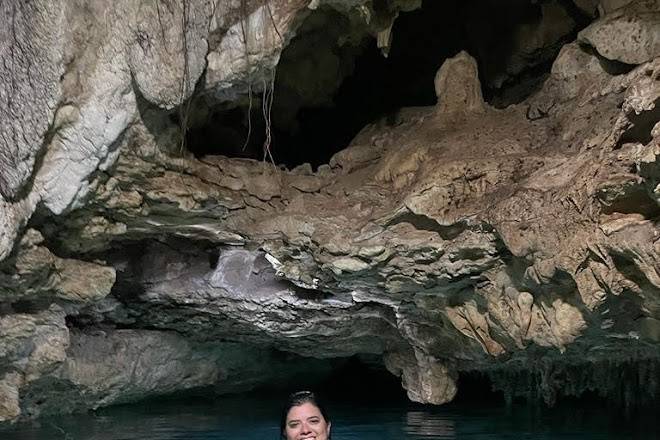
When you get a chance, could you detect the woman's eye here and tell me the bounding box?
[309,418,320,424]
[288,422,299,428]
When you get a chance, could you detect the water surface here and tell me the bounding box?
[0,393,654,439]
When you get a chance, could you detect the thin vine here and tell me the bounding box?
[260,0,282,165]
[165,0,284,164]
[238,0,283,166]
[178,0,192,156]
[239,0,254,153]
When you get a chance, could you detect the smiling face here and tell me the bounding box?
[284,402,331,440]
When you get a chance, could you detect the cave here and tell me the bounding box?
[2,0,660,436]
[184,0,585,168]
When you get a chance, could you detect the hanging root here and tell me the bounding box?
[262,70,276,164]
[178,0,192,156]
[260,0,282,166]
[240,0,283,165]
[174,0,282,163]
[240,0,254,153]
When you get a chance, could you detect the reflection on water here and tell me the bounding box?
[405,411,455,438]
[0,393,655,440]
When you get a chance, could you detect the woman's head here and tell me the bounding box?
[280,391,331,440]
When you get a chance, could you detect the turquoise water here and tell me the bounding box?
[0,393,655,439]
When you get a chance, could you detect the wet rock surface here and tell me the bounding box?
[1,0,659,423]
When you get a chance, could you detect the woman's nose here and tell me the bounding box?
[300,422,312,434]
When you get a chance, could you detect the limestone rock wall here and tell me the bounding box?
[0,0,66,200]
[1,0,659,423]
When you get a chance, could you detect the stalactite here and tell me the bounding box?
[482,356,660,408]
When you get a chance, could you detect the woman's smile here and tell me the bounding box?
[284,402,331,440]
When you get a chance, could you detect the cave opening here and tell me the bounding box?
[185,0,588,169]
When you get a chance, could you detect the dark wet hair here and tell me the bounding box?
[280,391,331,439]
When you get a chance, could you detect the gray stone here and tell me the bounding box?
[127,0,213,109]
[0,229,116,303]
[579,0,660,64]
[0,373,22,422]
[0,305,69,381]
[0,0,65,200]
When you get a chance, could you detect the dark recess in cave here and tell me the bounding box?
[453,371,505,405]
[313,356,408,403]
[185,0,588,169]
[617,97,660,148]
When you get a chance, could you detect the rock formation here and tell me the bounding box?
[1,0,659,423]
